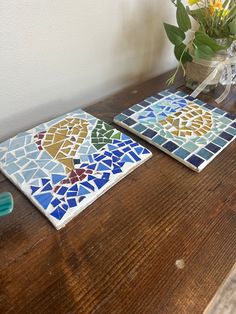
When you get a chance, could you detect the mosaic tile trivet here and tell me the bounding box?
[114,89,236,172]
[0,110,152,229]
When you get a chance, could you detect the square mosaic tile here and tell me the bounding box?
[114,89,236,172]
[0,110,152,229]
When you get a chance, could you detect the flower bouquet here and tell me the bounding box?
[164,0,236,100]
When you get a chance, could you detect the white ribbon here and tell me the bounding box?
[190,56,236,103]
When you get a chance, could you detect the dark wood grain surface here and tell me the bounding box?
[0,71,235,314]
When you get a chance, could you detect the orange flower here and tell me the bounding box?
[209,0,223,15]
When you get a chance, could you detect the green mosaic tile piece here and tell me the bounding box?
[91,121,120,150]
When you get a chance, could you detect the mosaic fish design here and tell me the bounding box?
[0,109,152,229]
[114,89,236,172]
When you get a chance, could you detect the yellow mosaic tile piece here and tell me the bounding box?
[61,147,71,155]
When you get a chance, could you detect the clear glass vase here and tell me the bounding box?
[220,40,236,85]
[185,40,236,92]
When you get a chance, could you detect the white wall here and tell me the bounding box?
[0,0,177,140]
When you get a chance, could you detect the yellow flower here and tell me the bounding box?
[188,0,201,5]
[222,9,230,17]
[209,0,223,15]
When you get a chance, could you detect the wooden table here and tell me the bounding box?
[0,71,235,314]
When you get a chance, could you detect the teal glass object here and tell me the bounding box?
[0,192,14,217]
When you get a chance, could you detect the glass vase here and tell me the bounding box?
[185,40,236,93]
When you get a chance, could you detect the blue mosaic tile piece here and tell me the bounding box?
[5,163,20,175]
[68,199,77,207]
[153,135,166,145]
[214,108,225,115]
[146,96,158,103]
[78,186,91,195]
[51,198,61,207]
[81,181,95,191]
[123,118,136,126]
[94,178,109,189]
[203,103,215,110]
[34,193,53,210]
[14,173,24,185]
[97,163,111,171]
[34,169,48,179]
[162,141,179,152]
[6,153,17,164]
[132,124,146,133]
[176,91,187,97]
[123,109,134,116]
[131,104,143,112]
[142,129,157,139]
[103,159,112,167]
[57,186,68,196]
[174,147,190,159]
[111,113,126,122]
[8,137,26,151]
[194,99,205,106]
[114,89,236,172]
[16,158,29,168]
[15,148,25,158]
[52,174,66,185]
[196,148,213,160]
[50,207,66,220]
[112,167,123,174]
[187,155,205,168]
[205,143,221,153]
[225,112,236,120]
[219,131,233,141]
[67,192,77,197]
[121,154,134,163]
[225,127,236,136]
[134,146,143,155]
[159,90,172,96]
[0,109,152,229]
[182,141,198,153]
[129,151,141,162]
[212,137,227,148]
[231,122,236,129]
[22,169,37,182]
[185,95,195,101]
[142,148,150,155]
[139,100,150,107]
[42,183,53,192]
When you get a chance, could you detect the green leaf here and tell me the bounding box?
[174,43,192,63]
[229,18,236,34]
[194,32,225,52]
[189,8,206,24]
[174,43,186,60]
[194,45,215,60]
[164,23,185,46]
[223,0,231,8]
[176,0,191,32]
[227,6,236,20]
